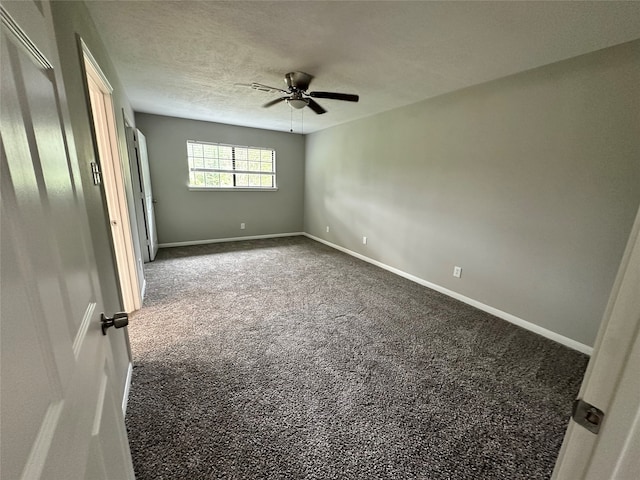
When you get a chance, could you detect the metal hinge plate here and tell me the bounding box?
[91,162,102,185]
[572,398,604,434]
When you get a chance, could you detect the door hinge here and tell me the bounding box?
[90,161,102,185]
[572,398,604,434]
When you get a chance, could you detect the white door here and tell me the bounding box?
[137,130,159,261]
[552,204,640,479]
[124,122,150,263]
[124,126,158,263]
[0,2,135,479]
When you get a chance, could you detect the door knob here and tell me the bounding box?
[101,312,129,335]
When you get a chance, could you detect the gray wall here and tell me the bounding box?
[134,113,305,244]
[304,40,640,347]
[51,0,145,309]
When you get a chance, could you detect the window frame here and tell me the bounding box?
[186,140,277,191]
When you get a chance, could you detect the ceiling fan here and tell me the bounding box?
[238,72,359,115]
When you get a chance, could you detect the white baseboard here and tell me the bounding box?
[140,277,146,302]
[122,362,133,416]
[158,232,304,248]
[304,233,593,356]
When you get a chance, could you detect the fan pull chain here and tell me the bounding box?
[290,106,293,133]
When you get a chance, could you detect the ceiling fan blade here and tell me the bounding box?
[309,91,359,102]
[306,98,327,115]
[263,97,288,108]
[286,72,313,91]
[250,82,289,94]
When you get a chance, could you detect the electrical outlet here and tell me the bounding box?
[453,266,462,278]
[326,226,330,233]
[362,236,367,245]
[240,223,245,230]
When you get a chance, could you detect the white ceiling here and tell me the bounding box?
[85,1,640,134]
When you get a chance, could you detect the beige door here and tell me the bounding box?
[0,2,135,479]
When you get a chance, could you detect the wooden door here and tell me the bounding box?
[0,2,135,479]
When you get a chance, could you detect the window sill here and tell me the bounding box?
[188,187,279,192]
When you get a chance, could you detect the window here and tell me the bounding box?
[187,140,276,190]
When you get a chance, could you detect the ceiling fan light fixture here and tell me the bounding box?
[286,98,309,109]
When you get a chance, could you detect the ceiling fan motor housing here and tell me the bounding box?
[285,72,313,92]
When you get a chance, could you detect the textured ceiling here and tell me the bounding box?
[84,1,640,134]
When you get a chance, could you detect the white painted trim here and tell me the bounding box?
[122,362,133,416]
[81,39,113,93]
[188,187,279,192]
[304,233,593,356]
[159,232,304,248]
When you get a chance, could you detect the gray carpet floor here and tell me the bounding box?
[125,236,588,479]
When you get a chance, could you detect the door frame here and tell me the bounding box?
[81,41,141,313]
